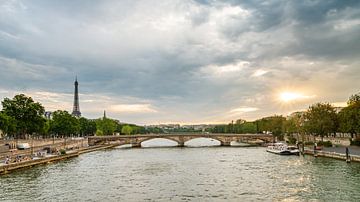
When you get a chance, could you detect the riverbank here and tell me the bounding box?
[0,144,119,175]
[2,146,359,201]
[304,147,360,163]
[0,138,87,160]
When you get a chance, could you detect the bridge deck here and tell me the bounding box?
[88,133,272,139]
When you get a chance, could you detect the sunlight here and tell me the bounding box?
[279,92,311,102]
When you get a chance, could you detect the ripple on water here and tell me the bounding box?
[1,146,360,201]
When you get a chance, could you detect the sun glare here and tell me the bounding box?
[280,92,304,102]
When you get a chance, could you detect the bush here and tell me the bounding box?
[287,136,297,145]
[59,149,66,155]
[350,138,360,146]
[96,130,104,136]
[304,141,314,145]
[317,141,333,147]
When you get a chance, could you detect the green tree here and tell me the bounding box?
[96,118,117,136]
[305,103,337,141]
[284,112,305,141]
[79,117,97,136]
[121,125,133,135]
[240,122,257,133]
[40,119,51,138]
[257,115,285,140]
[96,129,104,136]
[339,93,360,138]
[146,126,164,134]
[1,94,46,138]
[348,93,360,105]
[0,112,16,137]
[50,110,80,137]
[131,125,146,134]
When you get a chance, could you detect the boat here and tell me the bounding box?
[266,142,300,155]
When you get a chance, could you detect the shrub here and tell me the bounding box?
[287,136,297,145]
[317,141,333,147]
[96,130,104,136]
[350,138,360,146]
[59,149,66,155]
[304,141,314,145]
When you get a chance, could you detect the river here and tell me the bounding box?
[1,138,360,201]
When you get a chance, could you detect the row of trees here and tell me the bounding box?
[1,93,359,140]
[207,93,360,141]
[0,94,154,138]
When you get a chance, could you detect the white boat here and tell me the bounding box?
[266,142,299,155]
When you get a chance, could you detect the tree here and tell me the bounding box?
[146,126,164,134]
[1,94,46,138]
[96,118,117,136]
[121,125,133,135]
[50,110,80,137]
[231,120,257,134]
[257,115,285,140]
[305,103,337,141]
[240,122,257,133]
[79,117,97,136]
[339,93,360,138]
[348,93,360,106]
[131,125,146,134]
[40,119,51,138]
[0,112,16,137]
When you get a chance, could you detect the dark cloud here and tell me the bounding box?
[0,0,359,124]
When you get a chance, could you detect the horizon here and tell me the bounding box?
[1,1,359,125]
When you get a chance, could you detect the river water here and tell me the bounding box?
[1,139,360,201]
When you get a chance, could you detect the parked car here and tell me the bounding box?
[17,143,30,150]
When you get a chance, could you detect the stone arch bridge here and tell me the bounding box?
[88,134,273,147]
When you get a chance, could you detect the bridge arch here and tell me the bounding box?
[184,136,223,147]
[88,134,273,147]
[138,137,181,147]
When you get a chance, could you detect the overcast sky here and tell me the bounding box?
[0,0,359,125]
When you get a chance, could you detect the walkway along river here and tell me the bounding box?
[0,139,360,201]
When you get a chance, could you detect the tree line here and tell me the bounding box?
[206,93,360,143]
[0,94,160,139]
[1,93,359,142]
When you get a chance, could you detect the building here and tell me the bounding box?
[72,77,81,117]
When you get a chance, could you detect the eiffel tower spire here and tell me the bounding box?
[72,76,81,117]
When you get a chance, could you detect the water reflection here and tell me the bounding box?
[141,138,178,147]
[230,141,252,146]
[133,138,223,148]
[184,137,220,147]
[116,144,132,149]
[2,145,360,201]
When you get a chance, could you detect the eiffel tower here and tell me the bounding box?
[72,76,81,117]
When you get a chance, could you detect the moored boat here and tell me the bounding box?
[266,142,299,155]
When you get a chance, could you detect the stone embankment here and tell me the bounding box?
[304,149,360,163]
[0,143,119,175]
[0,152,79,175]
[0,138,87,160]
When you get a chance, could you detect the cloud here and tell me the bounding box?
[109,104,157,113]
[0,0,359,124]
[279,92,315,102]
[251,69,268,77]
[198,60,250,78]
[230,107,259,113]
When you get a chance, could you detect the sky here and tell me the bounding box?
[0,0,359,125]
